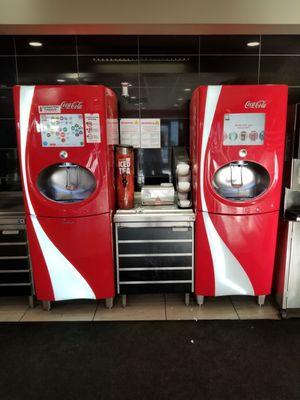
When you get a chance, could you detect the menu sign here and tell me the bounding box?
[140,119,161,148]
[120,119,140,148]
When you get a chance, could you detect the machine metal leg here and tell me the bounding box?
[281,309,287,319]
[121,294,127,308]
[196,295,204,306]
[105,297,113,309]
[42,301,51,311]
[258,295,266,307]
[28,295,35,308]
[185,293,190,306]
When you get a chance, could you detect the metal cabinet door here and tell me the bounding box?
[287,222,300,308]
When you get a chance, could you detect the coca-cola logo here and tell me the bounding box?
[245,100,267,109]
[60,101,83,110]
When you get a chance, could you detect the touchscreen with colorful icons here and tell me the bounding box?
[223,113,265,146]
[40,114,85,147]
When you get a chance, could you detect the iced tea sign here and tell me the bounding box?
[118,158,131,175]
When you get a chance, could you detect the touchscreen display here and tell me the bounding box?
[223,113,265,146]
[40,114,84,147]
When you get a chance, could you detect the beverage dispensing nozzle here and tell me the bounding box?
[62,163,79,191]
[229,161,246,188]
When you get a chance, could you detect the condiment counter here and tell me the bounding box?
[113,201,195,306]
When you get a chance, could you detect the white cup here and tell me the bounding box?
[178,181,190,193]
[176,162,190,176]
[179,199,191,208]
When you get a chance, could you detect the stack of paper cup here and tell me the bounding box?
[176,162,191,208]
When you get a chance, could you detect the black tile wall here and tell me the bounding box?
[0,34,300,147]
[78,55,139,87]
[200,35,260,54]
[77,35,138,55]
[0,36,15,55]
[139,35,199,55]
[15,36,77,55]
[17,55,79,85]
[0,57,17,87]
[259,56,300,86]
[261,35,300,54]
[200,55,259,85]
[0,88,14,118]
[0,120,17,147]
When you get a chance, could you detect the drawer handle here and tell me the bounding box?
[172,227,188,232]
[2,230,19,235]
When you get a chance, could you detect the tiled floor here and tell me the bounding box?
[0,294,280,322]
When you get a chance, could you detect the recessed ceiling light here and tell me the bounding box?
[177,98,183,101]
[184,88,191,92]
[29,41,43,47]
[57,79,66,83]
[247,41,260,47]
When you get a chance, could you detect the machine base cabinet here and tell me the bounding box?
[195,211,279,302]
[27,213,115,302]
[115,222,194,305]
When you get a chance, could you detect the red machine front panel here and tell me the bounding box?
[195,211,279,296]
[190,85,288,297]
[14,85,117,218]
[191,85,288,215]
[26,213,115,301]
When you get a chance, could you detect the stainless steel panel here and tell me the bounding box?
[114,212,195,222]
[287,222,300,308]
[284,188,300,212]
[291,159,300,190]
[118,239,192,243]
[119,267,192,271]
[117,222,193,228]
[119,280,192,285]
[119,253,193,257]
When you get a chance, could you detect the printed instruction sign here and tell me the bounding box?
[39,105,61,114]
[140,119,161,148]
[84,113,101,143]
[107,118,119,145]
[120,119,141,148]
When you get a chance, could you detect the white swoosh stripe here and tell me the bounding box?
[19,86,96,300]
[199,86,254,296]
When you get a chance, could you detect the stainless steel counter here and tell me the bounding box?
[114,195,195,305]
[114,202,195,223]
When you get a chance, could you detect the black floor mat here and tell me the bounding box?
[0,320,299,400]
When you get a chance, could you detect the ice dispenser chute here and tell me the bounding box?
[37,163,96,203]
[212,161,270,201]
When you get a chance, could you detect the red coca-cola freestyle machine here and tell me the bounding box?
[14,85,118,309]
[190,85,288,306]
